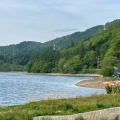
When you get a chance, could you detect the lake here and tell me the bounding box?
[0,72,106,106]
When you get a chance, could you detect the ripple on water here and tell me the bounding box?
[0,72,106,106]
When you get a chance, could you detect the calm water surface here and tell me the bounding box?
[0,72,106,106]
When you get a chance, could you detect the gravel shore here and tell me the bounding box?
[75,76,106,89]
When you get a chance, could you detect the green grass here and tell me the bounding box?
[0,94,120,120]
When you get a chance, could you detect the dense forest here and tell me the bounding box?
[26,19,120,76]
[0,24,104,72]
[0,19,120,76]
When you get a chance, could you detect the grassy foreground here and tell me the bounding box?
[0,94,120,120]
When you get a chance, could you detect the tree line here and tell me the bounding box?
[1,19,120,76]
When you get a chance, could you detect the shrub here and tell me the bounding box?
[101,67,114,77]
[105,85,120,94]
[57,103,74,111]
[115,115,120,120]
[105,85,113,94]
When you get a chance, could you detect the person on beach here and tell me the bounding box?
[113,66,118,77]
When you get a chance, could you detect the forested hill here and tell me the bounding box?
[0,25,104,55]
[43,25,104,49]
[0,41,43,55]
[0,24,104,71]
[26,19,120,76]
[0,19,120,73]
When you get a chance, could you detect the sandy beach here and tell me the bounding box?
[75,76,107,89]
[25,72,102,77]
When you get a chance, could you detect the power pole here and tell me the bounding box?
[53,44,56,51]
[97,57,100,69]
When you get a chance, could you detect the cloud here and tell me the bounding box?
[0,0,120,46]
[54,28,78,33]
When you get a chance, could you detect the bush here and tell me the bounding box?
[115,115,120,120]
[57,103,74,111]
[105,85,120,94]
[101,67,114,77]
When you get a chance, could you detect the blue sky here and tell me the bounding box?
[0,0,120,46]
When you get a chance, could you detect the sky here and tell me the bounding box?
[0,0,120,46]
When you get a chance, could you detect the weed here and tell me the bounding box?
[114,115,120,120]
[105,85,120,94]
[75,116,86,120]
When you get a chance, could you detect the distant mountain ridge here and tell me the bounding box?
[43,25,104,49]
[0,25,104,55]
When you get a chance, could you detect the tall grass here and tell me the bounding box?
[105,85,120,94]
[0,94,120,120]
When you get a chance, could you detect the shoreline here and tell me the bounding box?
[16,72,106,89]
[0,72,102,77]
[25,72,102,77]
[75,76,106,89]
[1,72,106,89]
[25,72,106,89]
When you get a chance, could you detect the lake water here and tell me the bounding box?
[0,72,106,106]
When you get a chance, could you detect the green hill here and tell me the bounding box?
[26,19,120,76]
[0,19,120,74]
[0,25,104,72]
[43,25,104,49]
